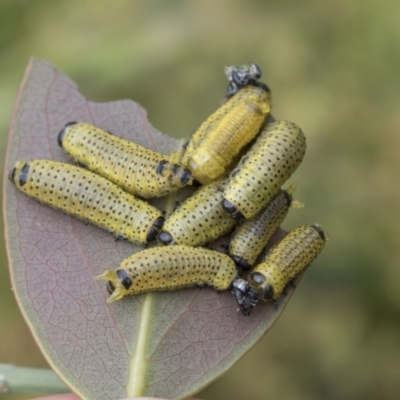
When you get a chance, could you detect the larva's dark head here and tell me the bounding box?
[57,121,77,147]
[95,268,132,303]
[146,216,165,242]
[254,81,271,94]
[156,161,193,187]
[178,167,193,185]
[249,272,274,300]
[9,161,29,188]
[231,255,252,271]
[106,280,115,295]
[282,184,304,210]
[312,223,327,242]
[221,199,245,221]
[230,278,260,316]
[8,166,17,184]
[155,160,168,176]
[170,164,194,186]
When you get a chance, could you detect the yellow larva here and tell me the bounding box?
[157,177,236,247]
[248,224,326,300]
[9,160,164,244]
[228,184,303,270]
[58,122,193,199]
[222,120,306,220]
[181,85,262,168]
[184,85,272,184]
[95,245,237,303]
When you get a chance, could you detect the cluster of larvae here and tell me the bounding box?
[10,63,326,316]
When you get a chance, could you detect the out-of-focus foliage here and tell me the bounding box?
[1,1,399,399]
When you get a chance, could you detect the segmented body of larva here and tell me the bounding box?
[184,85,272,184]
[95,245,237,303]
[58,122,192,198]
[158,177,236,247]
[249,224,326,300]
[222,120,306,220]
[9,159,164,244]
[228,185,302,270]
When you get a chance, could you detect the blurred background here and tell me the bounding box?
[1,0,399,399]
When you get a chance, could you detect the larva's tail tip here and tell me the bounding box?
[106,288,124,303]
[106,294,118,304]
[94,273,106,281]
[311,224,328,241]
[286,183,297,194]
[284,184,304,209]
[94,269,114,281]
[291,200,304,209]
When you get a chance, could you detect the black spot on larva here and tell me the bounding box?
[231,168,240,178]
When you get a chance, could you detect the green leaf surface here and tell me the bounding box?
[3,58,293,400]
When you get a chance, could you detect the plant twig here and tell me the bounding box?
[0,364,69,394]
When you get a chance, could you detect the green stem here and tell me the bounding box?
[0,364,69,394]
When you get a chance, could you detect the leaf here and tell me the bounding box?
[3,58,294,400]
